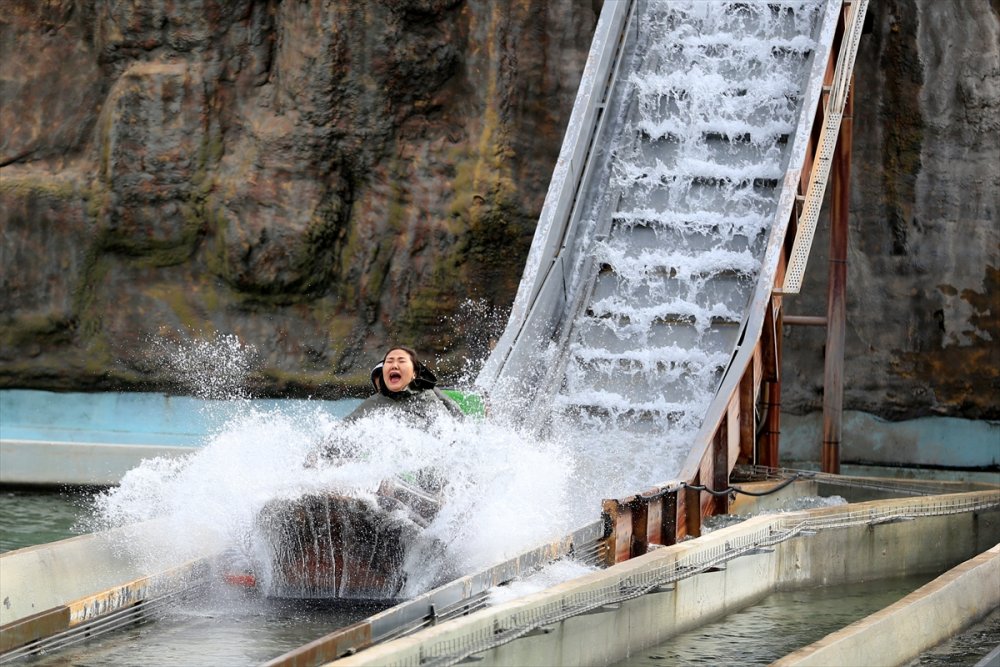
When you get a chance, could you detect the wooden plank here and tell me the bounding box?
[739,365,756,464]
[630,500,649,558]
[646,491,663,546]
[661,492,678,547]
[713,420,730,515]
[685,482,702,539]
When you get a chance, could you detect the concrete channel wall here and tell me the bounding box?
[775,543,1000,666]
[335,490,1000,667]
[0,389,359,485]
[2,481,996,664]
[0,519,216,652]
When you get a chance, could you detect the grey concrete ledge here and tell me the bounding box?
[332,490,1000,667]
[781,411,1000,470]
[775,543,1000,667]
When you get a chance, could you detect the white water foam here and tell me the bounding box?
[487,559,598,607]
[88,341,576,599]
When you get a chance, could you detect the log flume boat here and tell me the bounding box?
[222,475,445,600]
[223,388,485,599]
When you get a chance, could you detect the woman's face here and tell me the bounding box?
[382,349,415,392]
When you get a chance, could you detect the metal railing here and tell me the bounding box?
[782,0,870,294]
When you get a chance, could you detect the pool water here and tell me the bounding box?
[0,490,92,553]
[615,574,999,667]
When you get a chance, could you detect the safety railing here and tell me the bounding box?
[408,490,1000,667]
[783,0,870,294]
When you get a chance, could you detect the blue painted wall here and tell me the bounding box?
[0,390,360,447]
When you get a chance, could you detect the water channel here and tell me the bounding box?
[23,589,388,666]
[615,574,943,667]
[4,488,997,665]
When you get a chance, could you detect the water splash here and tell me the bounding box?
[488,559,598,607]
[439,298,512,386]
[143,333,260,400]
[88,367,575,599]
[89,0,833,604]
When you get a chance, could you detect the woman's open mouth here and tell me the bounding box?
[389,371,402,383]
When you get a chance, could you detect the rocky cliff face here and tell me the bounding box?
[781,0,999,419]
[0,0,598,394]
[1,1,997,416]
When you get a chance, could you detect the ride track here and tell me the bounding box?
[477,0,868,560]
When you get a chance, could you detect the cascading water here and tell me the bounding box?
[484,0,827,497]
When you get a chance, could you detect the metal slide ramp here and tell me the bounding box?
[478,0,840,477]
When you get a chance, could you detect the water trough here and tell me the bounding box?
[329,482,1000,667]
[4,477,996,665]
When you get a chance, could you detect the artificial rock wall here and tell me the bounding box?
[1,0,598,394]
[1,0,997,417]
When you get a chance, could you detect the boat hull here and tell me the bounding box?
[256,493,420,600]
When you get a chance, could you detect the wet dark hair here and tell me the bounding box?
[379,345,436,395]
[382,345,418,366]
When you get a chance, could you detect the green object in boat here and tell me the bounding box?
[440,389,486,417]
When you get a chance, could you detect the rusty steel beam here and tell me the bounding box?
[822,78,854,475]
[684,481,702,539]
[645,491,663,547]
[660,491,678,547]
[602,495,654,565]
[602,499,633,565]
[0,558,209,658]
[630,499,650,558]
[261,622,373,667]
[760,299,782,468]
[784,315,828,326]
[0,605,71,654]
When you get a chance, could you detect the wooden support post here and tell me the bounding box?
[822,79,853,475]
[760,300,782,467]
[646,492,663,547]
[713,421,729,515]
[630,499,649,558]
[739,366,756,465]
[601,500,617,565]
[684,481,702,539]
[661,491,678,546]
[767,304,783,468]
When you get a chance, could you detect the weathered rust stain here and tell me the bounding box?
[898,266,1000,419]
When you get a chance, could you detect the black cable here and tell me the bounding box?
[682,473,804,498]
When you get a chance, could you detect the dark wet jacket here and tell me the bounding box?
[343,386,464,424]
[317,365,460,525]
[344,357,463,426]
